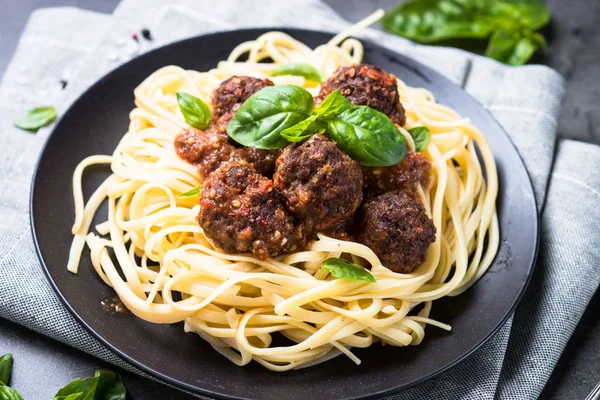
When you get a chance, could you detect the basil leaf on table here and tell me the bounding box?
[327,106,407,167]
[270,63,323,82]
[381,0,550,66]
[53,375,99,400]
[178,185,202,198]
[313,89,352,118]
[407,126,431,152]
[176,92,211,130]
[0,386,24,400]
[94,370,126,400]
[227,85,314,149]
[0,354,12,386]
[322,258,376,283]
[52,394,83,400]
[280,114,324,142]
[14,106,57,132]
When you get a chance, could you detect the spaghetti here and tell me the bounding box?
[69,11,499,371]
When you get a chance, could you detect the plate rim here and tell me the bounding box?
[29,26,539,400]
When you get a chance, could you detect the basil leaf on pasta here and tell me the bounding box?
[407,126,430,152]
[270,63,323,82]
[313,89,351,118]
[179,185,202,198]
[226,85,314,149]
[327,106,407,167]
[176,92,211,130]
[14,106,56,132]
[322,258,376,283]
[280,114,324,142]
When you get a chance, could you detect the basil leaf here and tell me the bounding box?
[0,386,24,400]
[322,258,376,283]
[0,354,12,386]
[327,106,407,167]
[485,29,521,63]
[314,90,352,118]
[227,85,314,149]
[270,63,323,82]
[407,127,430,152]
[382,0,494,43]
[179,185,202,198]
[14,106,56,132]
[95,370,126,400]
[507,36,542,66]
[52,394,83,400]
[280,114,325,142]
[54,376,99,400]
[176,92,211,130]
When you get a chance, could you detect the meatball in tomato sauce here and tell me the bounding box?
[212,76,274,125]
[274,135,363,230]
[357,190,436,273]
[198,162,309,260]
[362,151,432,196]
[316,64,406,126]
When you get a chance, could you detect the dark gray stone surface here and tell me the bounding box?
[1,0,598,399]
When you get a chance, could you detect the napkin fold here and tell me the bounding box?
[1,1,598,399]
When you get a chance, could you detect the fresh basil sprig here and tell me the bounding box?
[381,0,550,66]
[0,353,12,386]
[407,126,430,152]
[52,370,126,400]
[0,353,23,400]
[322,258,376,283]
[177,92,211,130]
[226,85,314,149]
[270,63,324,83]
[0,353,126,400]
[227,87,407,167]
[179,185,202,198]
[14,106,57,132]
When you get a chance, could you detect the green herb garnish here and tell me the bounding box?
[226,87,407,167]
[322,258,376,283]
[176,92,211,130]
[0,353,12,386]
[381,0,550,66]
[179,185,202,198]
[270,63,323,82]
[407,126,430,152]
[14,106,57,132]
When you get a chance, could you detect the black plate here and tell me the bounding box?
[31,28,538,399]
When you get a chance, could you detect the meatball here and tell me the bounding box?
[198,162,310,260]
[212,76,274,124]
[363,151,431,196]
[357,190,436,273]
[273,135,363,230]
[243,147,281,177]
[321,218,355,242]
[316,64,406,126]
[174,128,244,179]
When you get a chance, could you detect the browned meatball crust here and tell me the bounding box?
[174,128,245,179]
[316,64,406,126]
[212,76,274,124]
[357,190,436,273]
[363,151,431,196]
[273,135,363,230]
[198,162,309,260]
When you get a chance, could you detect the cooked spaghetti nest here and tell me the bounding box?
[69,14,499,371]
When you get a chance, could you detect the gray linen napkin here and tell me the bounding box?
[1,1,598,399]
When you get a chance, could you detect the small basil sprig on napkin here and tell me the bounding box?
[407,126,430,152]
[176,92,211,130]
[381,0,550,66]
[226,86,407,166]
[14,106,57,132]
[270,63,324,83]
[322,258,376,283]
